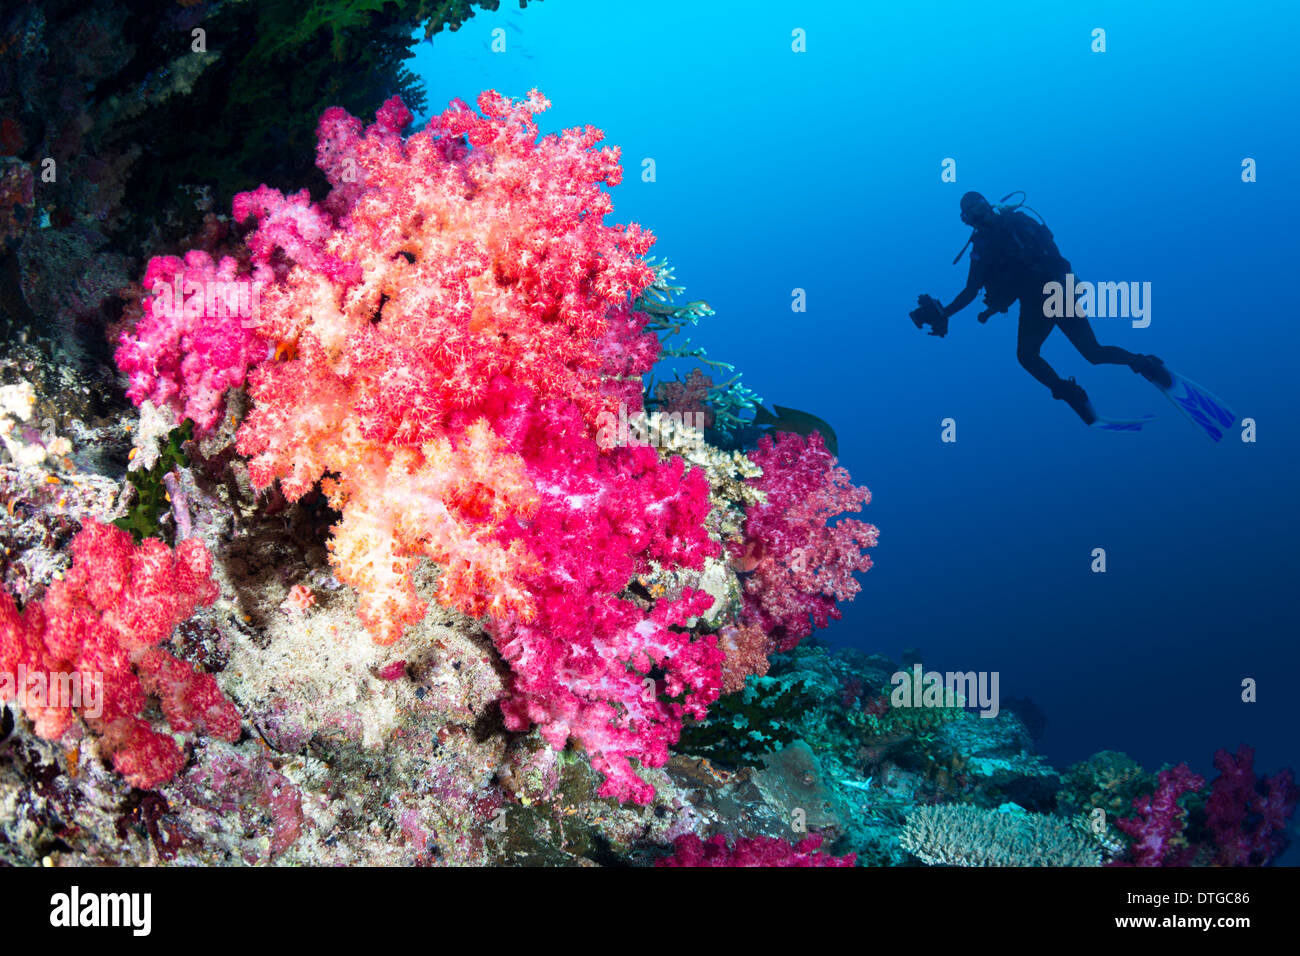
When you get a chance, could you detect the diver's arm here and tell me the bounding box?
[943,259,982,317]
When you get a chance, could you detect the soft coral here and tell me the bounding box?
[0,521,238,788]
[737,431,878,650]
[1205,744,1298,866]
[486,385,721,803]
[228,91,659,644]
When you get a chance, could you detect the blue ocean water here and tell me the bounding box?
[410,0,1299,827]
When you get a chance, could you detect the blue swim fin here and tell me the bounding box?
[1156,370,1236,442]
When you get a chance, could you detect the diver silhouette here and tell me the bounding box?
[912,191,1172,425]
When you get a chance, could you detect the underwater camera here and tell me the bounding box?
[910,294,949,337]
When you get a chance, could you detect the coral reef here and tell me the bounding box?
[0,4,1291,868]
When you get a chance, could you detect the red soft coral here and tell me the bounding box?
[737,431,878,650]
[0,521,238,789]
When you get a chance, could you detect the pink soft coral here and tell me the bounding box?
[485,383,721,803]
[0,521,239,788]
[116,250,269,436]
[657,833,856,867]
[737,431,878,650]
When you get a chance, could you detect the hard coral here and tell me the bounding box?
[901,804,1101,867]
[737,431,878,649]
[0,521,238,789]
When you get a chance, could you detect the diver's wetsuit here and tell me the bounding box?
[1013,277,1142,392]
[944,210,1156,416]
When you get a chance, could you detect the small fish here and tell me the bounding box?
[751,404,839,456]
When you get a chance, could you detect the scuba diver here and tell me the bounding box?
[911,191,1176,427]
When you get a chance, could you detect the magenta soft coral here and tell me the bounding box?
[737,431,878,650]
[657,833,856,867]
[115,250,268,436]
[1114,749,1298,866]
[486,384,721,803]
[0,521,239,788]
[1113,762,1204,866]
[1205,744,1298,866]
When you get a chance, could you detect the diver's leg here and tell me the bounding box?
[1018,294,1096,424]
[1057,316,1138,366]
[1016,303,1062,390]
[1057,288,1173,389]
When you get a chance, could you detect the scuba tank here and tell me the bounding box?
[951,190,1052,265]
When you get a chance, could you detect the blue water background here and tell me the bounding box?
[408,0,1300,829]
